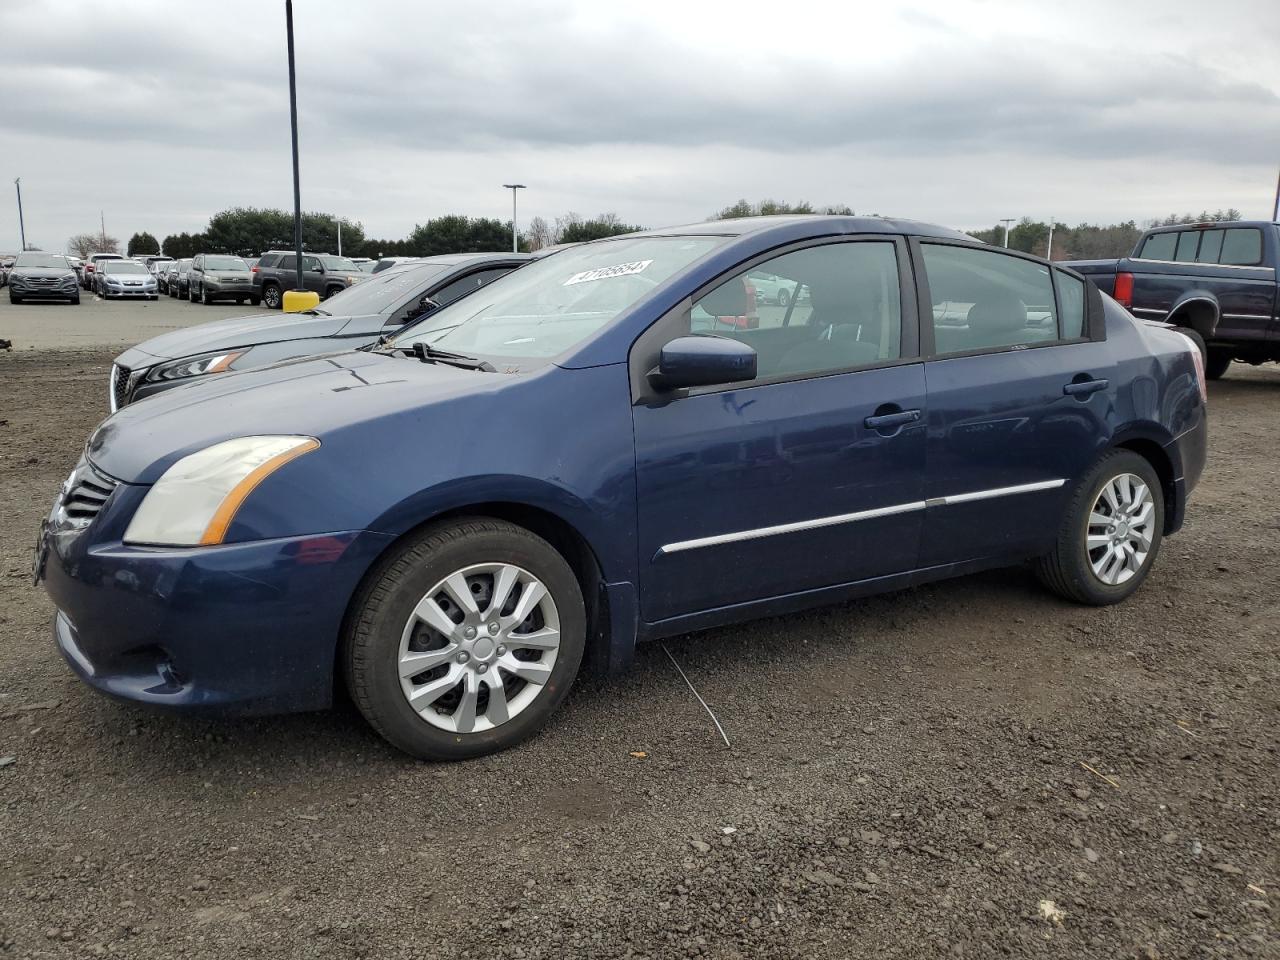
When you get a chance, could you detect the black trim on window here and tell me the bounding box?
[909,238,1106,360]
[628,234,921,407]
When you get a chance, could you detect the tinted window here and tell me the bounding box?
[430,267,516,307]
[1056,271,1086,339]
[258,254,279,268]
[276,255,296,271]
[1220,228,1262,266]
[319,262,448,317]
[689,241,901,382]
[303,256,321,272]
[1196,229,1224,263]
[1140,232,1177,261]
[922,244,1058,355]
[1174,231,1199,262]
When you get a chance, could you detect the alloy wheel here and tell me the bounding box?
[1086,472,1155,586]
[397,562,561,734]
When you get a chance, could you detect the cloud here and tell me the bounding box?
[1,0,1277,249]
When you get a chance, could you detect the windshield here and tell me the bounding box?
[393,236,723,360]
[318,262,448,315]
[319,255,359,272]
[105,261,149,274]
[14,254,70,269]
[204,256,248,270]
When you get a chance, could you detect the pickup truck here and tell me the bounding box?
[1065,220,1279,379]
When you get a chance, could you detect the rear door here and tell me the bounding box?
[915,241,1114,567]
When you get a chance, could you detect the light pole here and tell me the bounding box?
[503,183,525,253]
[14,178,26,251]
[1046,217,1055,260]
[999,218,1016,248]
[284,0,311,309]
[336,216,343,257]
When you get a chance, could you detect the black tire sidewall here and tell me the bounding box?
[1061,452,1165,604]
[348,521,586,760]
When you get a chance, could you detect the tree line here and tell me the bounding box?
[65,203,1251,263]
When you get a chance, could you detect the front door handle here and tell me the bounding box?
[864,409,922,430]
[1063,378,1108,397]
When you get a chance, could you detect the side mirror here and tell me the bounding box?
[648,335,756,391]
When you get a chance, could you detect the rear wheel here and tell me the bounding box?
[344,518,586,761]
[1036,450,1164,605]
[1204,349,1232,380]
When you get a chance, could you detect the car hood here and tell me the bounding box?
[113,312,383,366]
[88,349,507,484]
[11,267,75,280]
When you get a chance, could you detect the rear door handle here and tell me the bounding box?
[1063,378,1108,397]
[864,409,922,430]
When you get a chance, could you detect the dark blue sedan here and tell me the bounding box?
[36,216,1207,760]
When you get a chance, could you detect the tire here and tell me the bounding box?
[262,283,282,309]
[70,295,80,305]
[344,517,586,761]
[1035,450,1164,606]
[201,286,211,305]
[777,288,790,308]
[9,294,20,304]
[188,286,197,303]
[1204,349,1232,381]
[1174,327,1207,364]
[325,285,344,300]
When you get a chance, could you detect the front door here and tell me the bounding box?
[632,238,927,624]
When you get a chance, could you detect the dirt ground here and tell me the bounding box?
[0,337,1276,959]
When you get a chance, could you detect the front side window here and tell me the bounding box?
[394,236,724,361]
[923,244,1058,355]
[686,241,902,382]
[1220,228,1262,266]
[1139,232,1177,261]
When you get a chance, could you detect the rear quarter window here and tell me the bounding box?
[1139,232,1177,261]
[1174,232,1199,262]
[258,254,279,268]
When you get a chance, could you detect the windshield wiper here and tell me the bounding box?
[409,341,495,371]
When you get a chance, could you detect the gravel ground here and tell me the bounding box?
[1,294,270,350]
[0,337,1277,960]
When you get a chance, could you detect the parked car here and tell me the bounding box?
[371,256,420,274]
[67,256,85,281]
[83,252,125,290]
[157,261,177,295]
[170,258,193,298]
[188,254,256,305]
[748,269,809,307]
[1064,220,1280,379]
[351,257,375,272]
[36,216,1207,761]
[96,259,158,299]
[243,257,259,272]
[7,252,80,304]
[251,251,366,308]
[144,255,174,275]
[108,253,532,409]
[0,257,13,287]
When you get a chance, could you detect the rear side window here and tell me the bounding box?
[922,244,1058,355]
[1220,228,1262,266]
[1174,232,1199,262]
[1056,271,1086,339]
[1139,232,1177,261]
[277,255,296,271]
[258,253,278,268]
[1196,230,1224,263]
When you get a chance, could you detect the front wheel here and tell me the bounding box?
[250,295,261,307]
[201,287,211,305]
[1036,450,1164,605]
[777,288,790,308]
[1204,349,1232,380]
[344,518,586,761]
[262,284,282,309]
[9,294,20,304]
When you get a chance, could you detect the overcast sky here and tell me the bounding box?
[2,0,1278,252]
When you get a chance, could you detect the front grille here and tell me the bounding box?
[61,461,119,522]
[111,364,131,410]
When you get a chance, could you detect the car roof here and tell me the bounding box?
[615,214,977,243]
[1142,220,1278,235]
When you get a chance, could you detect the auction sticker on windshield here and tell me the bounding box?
[563,260,653,286]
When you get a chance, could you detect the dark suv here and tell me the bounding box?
[252,251,366,309]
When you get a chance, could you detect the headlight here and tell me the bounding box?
[148,350,246,382]
[123,436,320,546]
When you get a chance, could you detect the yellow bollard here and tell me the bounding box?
[282,289,321,313]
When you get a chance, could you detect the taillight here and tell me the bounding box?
[1177,332,1209,404]
[1113,271,1134,308]
[251,266,259,274]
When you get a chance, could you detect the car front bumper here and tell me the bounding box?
[11,280,79,298]
[103,286,157,298]
[203,281,255,296]
[39,511,394,715]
